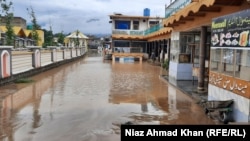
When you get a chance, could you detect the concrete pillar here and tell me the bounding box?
[198,26,207,91]
[112,55,115,63]
[0,46,12,78]
[29,47,41,68]
[49,47,57,62]
[61,47,66,59]
[162,40,166,61]
[139,56,142,63]
[168,39,171,61]
[69,47,73,58]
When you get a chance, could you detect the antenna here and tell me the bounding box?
[49,18,53,31]
[48,10,53,32]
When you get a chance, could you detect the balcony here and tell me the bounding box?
[112,29,145,39]
[113,47,142,53]
[165,0,191,18]
[112,22,166,38]
[144,23,164,35]
[112,30,144,36]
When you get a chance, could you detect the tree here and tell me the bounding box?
[56,31,65,46]
[0,0,15,46]
[42,29,54,47]
[27,6,40,46]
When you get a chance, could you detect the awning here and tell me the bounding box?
[144,27,172,39]
[111,34,144,40]
[163,0,244,27]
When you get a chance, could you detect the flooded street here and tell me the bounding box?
[0,50,216,141]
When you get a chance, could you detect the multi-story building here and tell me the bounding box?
[109,0,250,123]
[109,10,165,60]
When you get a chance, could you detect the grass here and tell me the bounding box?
[15,78,34,83]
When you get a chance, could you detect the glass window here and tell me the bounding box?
[210,48,250,81]
[210,48,221,72]
[149,21,159,28]
[222,49,234,77]
[115,21,130,30]
[131,41,146,47]
[131,41,146,53]
[114,41,129,47]
[237,49,250,81]
[133,21,139,30]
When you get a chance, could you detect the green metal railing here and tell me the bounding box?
[144,23,164,35]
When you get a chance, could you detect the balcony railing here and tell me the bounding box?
[112,23,164,37]
[165,0,191,18]
[113,47,143,53]
[112,30,144,36]
[144,23,164,35]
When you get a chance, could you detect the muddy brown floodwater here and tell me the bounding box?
[0,50,216,141]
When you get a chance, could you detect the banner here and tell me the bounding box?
[211,9,250,48]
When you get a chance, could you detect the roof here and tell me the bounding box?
[24,30,32,37]
[163,0,244,27]
[0,26,7,32]
[65,31,89,39]
[0,26,26,37]
[109,14,164,20]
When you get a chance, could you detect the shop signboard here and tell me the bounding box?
[211,9,250,48]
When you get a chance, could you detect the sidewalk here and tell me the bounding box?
[159,75,208,103]
[149,59,208,103]
[159,74,250,125]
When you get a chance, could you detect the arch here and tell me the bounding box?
[35,49,41,68]
[1,50,11,78]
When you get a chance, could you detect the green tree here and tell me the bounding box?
[57,31,65,46]
[27,6,40,46]
[42,29,54,47]
[53,31,65,46]
[0,0,15,46]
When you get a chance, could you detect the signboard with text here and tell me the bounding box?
[211,9,250,48]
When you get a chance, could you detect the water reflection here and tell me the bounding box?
[0,50,216,141]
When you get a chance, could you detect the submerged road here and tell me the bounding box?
[0,50,216,141]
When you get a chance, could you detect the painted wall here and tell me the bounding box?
[208,84,250,122]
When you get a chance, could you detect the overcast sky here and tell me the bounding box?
[8,0,169,35]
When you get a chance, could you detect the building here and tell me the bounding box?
[109,11,165,60]
[0,17,27,29]
[0,17,44,47]
[87,35,103,49]
[109,0,250,122]
[64,30,88,49]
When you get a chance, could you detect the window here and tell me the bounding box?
[210,48,250,81]
[115,21,130,30]
[210,48,221,72]
[237,49,250,80]
[149,21,159,28]
[114,41,129,47]
[222,49,234,77]
[133,21,139,30]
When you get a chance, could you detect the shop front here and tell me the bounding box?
[209,9,250,122]
[168,31,210,85]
